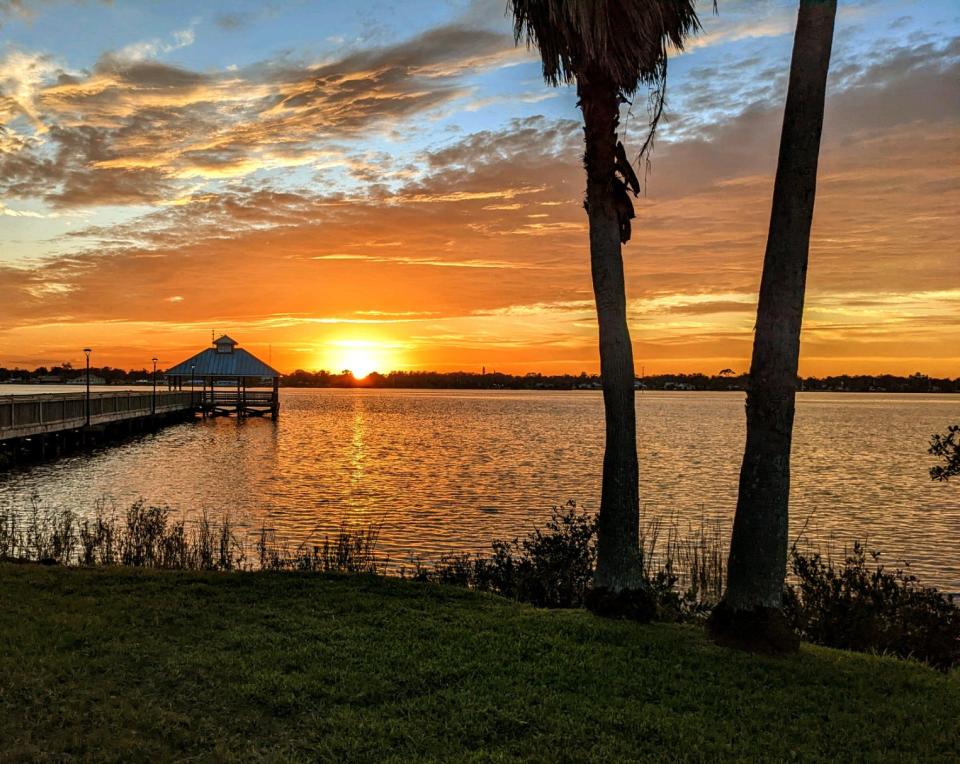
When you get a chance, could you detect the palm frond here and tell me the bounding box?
[508,0,704,94]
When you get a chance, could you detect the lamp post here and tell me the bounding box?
[83,348,91,426]
[190,363,196,408]
[151,356,158,415]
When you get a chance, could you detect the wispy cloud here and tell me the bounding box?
[114,22,198,62]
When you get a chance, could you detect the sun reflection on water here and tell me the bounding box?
[350,400,366,495]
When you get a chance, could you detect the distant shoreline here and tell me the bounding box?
[3,369,958,393]
[2,382,958,395]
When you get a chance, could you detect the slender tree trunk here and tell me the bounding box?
[579,74,642,594]
[709,0,836,651]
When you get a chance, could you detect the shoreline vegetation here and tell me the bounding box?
[2,501,957,672]
[2,367,958,393]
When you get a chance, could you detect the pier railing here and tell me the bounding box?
[0,391,194,442]
[202,390,276,406]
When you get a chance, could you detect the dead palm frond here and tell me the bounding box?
[509,0,706,162]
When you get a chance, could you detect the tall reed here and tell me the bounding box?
[0,501,380,574]
[640,512,727,612]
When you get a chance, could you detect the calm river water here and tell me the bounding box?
[1,389,958,589]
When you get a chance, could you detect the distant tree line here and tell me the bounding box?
[2,366,957,393]
[281,369,600,390]
[276,369,960,393]
[0,365,154,384]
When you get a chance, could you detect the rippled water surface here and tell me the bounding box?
[2,389,958,589]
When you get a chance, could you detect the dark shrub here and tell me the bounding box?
[424,553,477,587]
[490,502,597,607]
[640,517,726,621]
[929,424,960,481]
[310,525,382,574]
[255,523,383,574]
[79,511,117,566]
[419,504,723,619]
[423,501,597,608]
[783,543,960,671]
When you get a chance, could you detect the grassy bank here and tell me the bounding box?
[1,565,957,762]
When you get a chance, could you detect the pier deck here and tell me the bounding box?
[0,387,279,467]
[0,390,195,443]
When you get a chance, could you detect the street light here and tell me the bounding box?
[83,348,91,426]
[151,356,158,415]
[190,363,196,407]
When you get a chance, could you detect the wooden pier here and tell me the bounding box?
[0,390,198,467]
[0,384,281,468]
[1,337,281,468]
[0,390,194,443]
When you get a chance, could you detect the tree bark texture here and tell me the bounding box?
[579,73,642,592]
[722,0,837,613]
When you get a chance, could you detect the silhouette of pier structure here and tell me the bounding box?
[0,390,195,464]
[0,336,280,467]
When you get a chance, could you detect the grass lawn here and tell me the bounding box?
[1,564,958,762]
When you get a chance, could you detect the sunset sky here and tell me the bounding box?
[1,0,957,376]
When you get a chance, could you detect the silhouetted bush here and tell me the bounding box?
[411,502,724,617]
[491,501,598,607]
[929,424,960,482]
[410,502,597,608]
[5,502,253,572]
[784,543,960,671]
[79,510,117,566]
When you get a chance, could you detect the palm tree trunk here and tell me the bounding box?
[579,74,642,594]
[709,0,836,652]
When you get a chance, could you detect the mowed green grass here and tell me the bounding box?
[1,564,957,762]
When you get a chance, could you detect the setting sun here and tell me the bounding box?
[328,340,392,379]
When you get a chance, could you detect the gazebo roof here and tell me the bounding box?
[166,338,280,378]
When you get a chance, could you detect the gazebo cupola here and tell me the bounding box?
[214,335,238,354]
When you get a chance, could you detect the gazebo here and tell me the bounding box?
[165,335,281,418]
